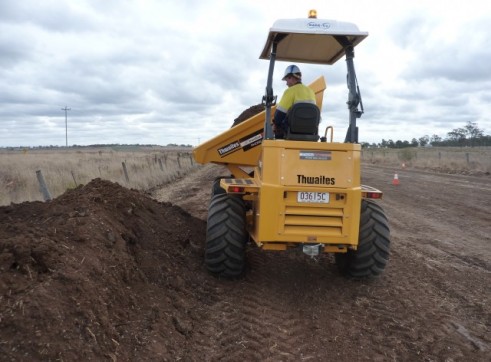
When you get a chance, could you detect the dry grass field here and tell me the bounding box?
[1,146,489,206]
[362,146,491,175]
[0,146,195,206]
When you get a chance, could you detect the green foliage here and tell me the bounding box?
[65,182,78,190]
[398,148,414,161]
[418,136,430,147]
[375,121,489,148]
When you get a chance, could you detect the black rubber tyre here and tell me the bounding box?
[335,199,390,278]
[205,193,248,279]
[211,177,226,196]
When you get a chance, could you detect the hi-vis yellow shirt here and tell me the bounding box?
[276,83,316,113]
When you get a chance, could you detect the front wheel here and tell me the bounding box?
[335,199,390,278]
[205,193,248,279]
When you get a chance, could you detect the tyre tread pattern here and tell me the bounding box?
[205,193,247,278]
[336,199,390,278]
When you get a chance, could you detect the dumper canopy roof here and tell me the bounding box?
[259,17,368,65]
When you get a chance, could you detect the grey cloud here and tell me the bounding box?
[390,14,431,49]
[0,1,98,33]
[1,2,490,147]
[409,54,491,83]
[394,16,491,83]
[0,27,35,67]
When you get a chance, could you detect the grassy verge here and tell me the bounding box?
[0,146,196,206]
[362,147,491,175]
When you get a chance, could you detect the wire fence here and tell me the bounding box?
[0,148,197,205]
[361,147,491,174]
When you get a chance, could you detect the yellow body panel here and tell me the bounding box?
[249,140,361,249]
[196,75,366,253]
[219,141,362,250]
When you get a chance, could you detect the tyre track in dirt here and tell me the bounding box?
[153,165,314,360]
[362,164,491,357]
[187,250,317,361]
[151,163,490,361]
[363,165,491,267]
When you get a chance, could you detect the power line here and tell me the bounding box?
[61,106,71,147]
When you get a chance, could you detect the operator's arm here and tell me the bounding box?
[273,108,287,126]
[272,109,287,138]
[273,89,294,138]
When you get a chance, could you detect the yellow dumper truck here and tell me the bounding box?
[193,11,390,279]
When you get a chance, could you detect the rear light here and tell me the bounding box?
[363,192,382,199]
[229,186,245,193]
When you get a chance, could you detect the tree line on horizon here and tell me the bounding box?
[362,121,490,149]
[2,122,489,150]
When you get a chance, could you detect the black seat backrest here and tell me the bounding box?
[285,103,320,141]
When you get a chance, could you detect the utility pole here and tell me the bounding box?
[61,106,71,147]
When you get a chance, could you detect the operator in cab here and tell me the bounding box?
[273,64,316,139]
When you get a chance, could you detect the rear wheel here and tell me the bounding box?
[205,193,247,278]
[211,177,226,196]
[335,199,390,278]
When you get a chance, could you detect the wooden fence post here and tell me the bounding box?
[71,171,78,187]
[122,162,130,182]
[177,154,182,168]
[36,170,52,201]
[158,158,164,171]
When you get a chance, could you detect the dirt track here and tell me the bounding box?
[1,163,490,361]
[152,163,491,361]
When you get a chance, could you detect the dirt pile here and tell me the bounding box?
[1,164,490,361]
[0,179,208,361]
[231,104,264,127]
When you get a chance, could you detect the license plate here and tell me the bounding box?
[297,192,330,203]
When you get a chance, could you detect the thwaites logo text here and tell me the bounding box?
[297,174,335,185]
[217,130,263,157]
[218,141,240,156]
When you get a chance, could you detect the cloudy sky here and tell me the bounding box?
[1,0,490,147]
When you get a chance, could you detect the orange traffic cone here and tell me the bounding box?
[392,173,400,186]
